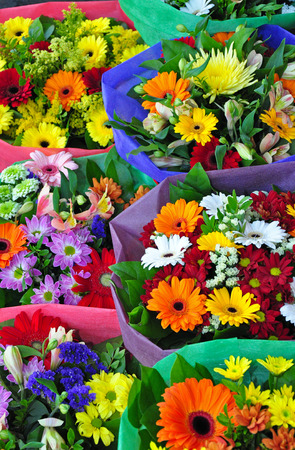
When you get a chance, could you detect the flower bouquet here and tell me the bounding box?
[118,339,295,450]
[0,146,155,309]
[0,308,135,449]
[104,23,295,182]
[0,1,148,171]
[118,0,295,45]
[110,163,295,366]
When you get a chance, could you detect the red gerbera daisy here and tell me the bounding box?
[72,248,115,308]
[82,67,111,94]
[0,68,33,107]
[29,41,52,53]
[0,309,67,350]
[190,137,241,171]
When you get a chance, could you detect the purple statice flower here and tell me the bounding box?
[31,274,61,304]
[0,251,42,292]
[85,357,108,376]
[20,215,54,245]
[47,231,92,270]
[0,385,12,418]
[27,370,56,401]
[58,342,96,365]
[66,385,96,411]
[71,226,94,244]
[57,366,84,391]
[59,273,81,305]
[92,215,106,239]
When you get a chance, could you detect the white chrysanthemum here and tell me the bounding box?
[234,220,287,249]
[200,192,228,218]
[180,0,214,15]
[280,304,295,325]
[141,234,191,269]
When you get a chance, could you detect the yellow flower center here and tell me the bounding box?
[249,278,260,288]
[240,257,250,267]
[270,267,281,276]
[106,391,116,401]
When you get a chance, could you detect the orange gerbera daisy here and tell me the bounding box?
[154,199,203,237]
[0,223,27,268]
[43,70,86,111]
[142,71,190,113]
[157,378,237,450]
[124,185,151,209]
[274,73,295,98]
[211,32,234,46]
[90,176,123,203]
[146,276,207,333]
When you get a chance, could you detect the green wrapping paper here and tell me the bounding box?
[118,338,295,449]
[119,0,295,45]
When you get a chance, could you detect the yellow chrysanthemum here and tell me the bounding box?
[197,231,242,251]
[120,44,150,63]
[192,43,258,103]
[21,122,67,148]
[257,356,294,376]
[245,382,271,406]
[273,385,294,400]
[78,35,107,70]
[260,108,295,142]
[0,58,6,72]
[214,355,251,381]
[206,286,260,327]
[86,109,113,147]
[174,108,218,145]
[4,16,33,43]
[76,403,115,446]
[76,18,111,37]
[150,443,167,450]
[0,105,13,134]
[267,395,295,428]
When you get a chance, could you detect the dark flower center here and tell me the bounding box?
[0,238,10,253]
[40,141,50,148]
[189,410,215,439]
[228,307,237,313]
[42,164,58,175]
[163,253,174,258]
[63,88,70,95]
[248,232,262,239]
[194,125,200,130]
[15,31,23,37]
[8,86,19,95]
[173,301,184,311]
[87,52,93,57]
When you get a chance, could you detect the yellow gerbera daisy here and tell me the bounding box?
[154,198,203,237]
[0,105,13,134]
[76,18,111,37]
[214,355,252,381]
[257,356,294,376]
[86,109,113,147]
[21,122,67,148]
[4,16,33,43]
[197,231,242,251]
[76,403,115,446]
[206,286,260,327]
[174,108,218,145]
[260,108,295,142]
[78,35,107,70]
[192,43,258,103]
[245,382,271,406]
[120,44,150,63]
[44,70,86,111]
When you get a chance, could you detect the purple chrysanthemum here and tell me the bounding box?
[20,215,54,245]
[0,385,12,418]
[47,231,92,270]
[7,356,45,388]
[31,274,61,304]
[0,251,41,292]
[59,273,81,305]
[71,226,94,244]
[66,385,96,411]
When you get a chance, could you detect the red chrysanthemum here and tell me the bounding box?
[182,264,210,295]
[256,253,293,290]
[238,245,265,274]
[141,264,184,305]
[82,67,111,94]
[0,68,33,107]
[139,219,157,248]
[268,322,293,340]
[239,271,271,297]
[29,41,52,53]
[190,137,241,171]
[72,248,115,308]
[0,309,67,350]
[249,297,280,339]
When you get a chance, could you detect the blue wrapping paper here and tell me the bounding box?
[102,25,295,182]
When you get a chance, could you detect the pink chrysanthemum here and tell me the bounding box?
[24,150,79,187]
[0,68,33,107]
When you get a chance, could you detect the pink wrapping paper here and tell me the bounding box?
[0,304,121,344]
[0,1,134,170]
[110,160,295,366]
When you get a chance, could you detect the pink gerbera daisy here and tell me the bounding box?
[24,150,78,187]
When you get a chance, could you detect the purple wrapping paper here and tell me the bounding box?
[110,161,295,367]
[102,25,295,182]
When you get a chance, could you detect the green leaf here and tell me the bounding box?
[19,287,34,305]
[182,162,212,195]
[68,169,77,195]
[17,346,42,359]
[140,366,167,413]
[53,187,60,213]
[140,403,161,441]
[198,30,223,52]
[111,261,157,288]
[170,354,210,384]
[0,319,14,329]
[215,145,227,170]
[265,39,285,69]
[59,171,71,200]
[186,55,210,78]
[29,18,45,42]
[19,443,44,449]
[86,158,105,186]
[35,378,59,395]
[227,27,255,60]
[127,378,142,428]
[241,109,256,135]
[140,59,164,71]
[161,39,197,62]
[84,128,100,150]
[106,160,133,195]
[169,184,203,203]
[67,428,75,446]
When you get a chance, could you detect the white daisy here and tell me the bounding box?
[234,220,287,249]
[280,304,295,326]
[200,192,228,218]
[180,0,214,15]
[141,234,191,269]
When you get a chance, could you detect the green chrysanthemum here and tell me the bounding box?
[0,200,20,219]
[0,185,11,202]
[12,178,40,201]
[0,164,28,185]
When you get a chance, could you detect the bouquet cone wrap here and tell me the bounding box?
[110,160,295,366]
[0,1,134,170]
[0,304,121,344]
[102,25,295,182]
[119,0,295,46]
